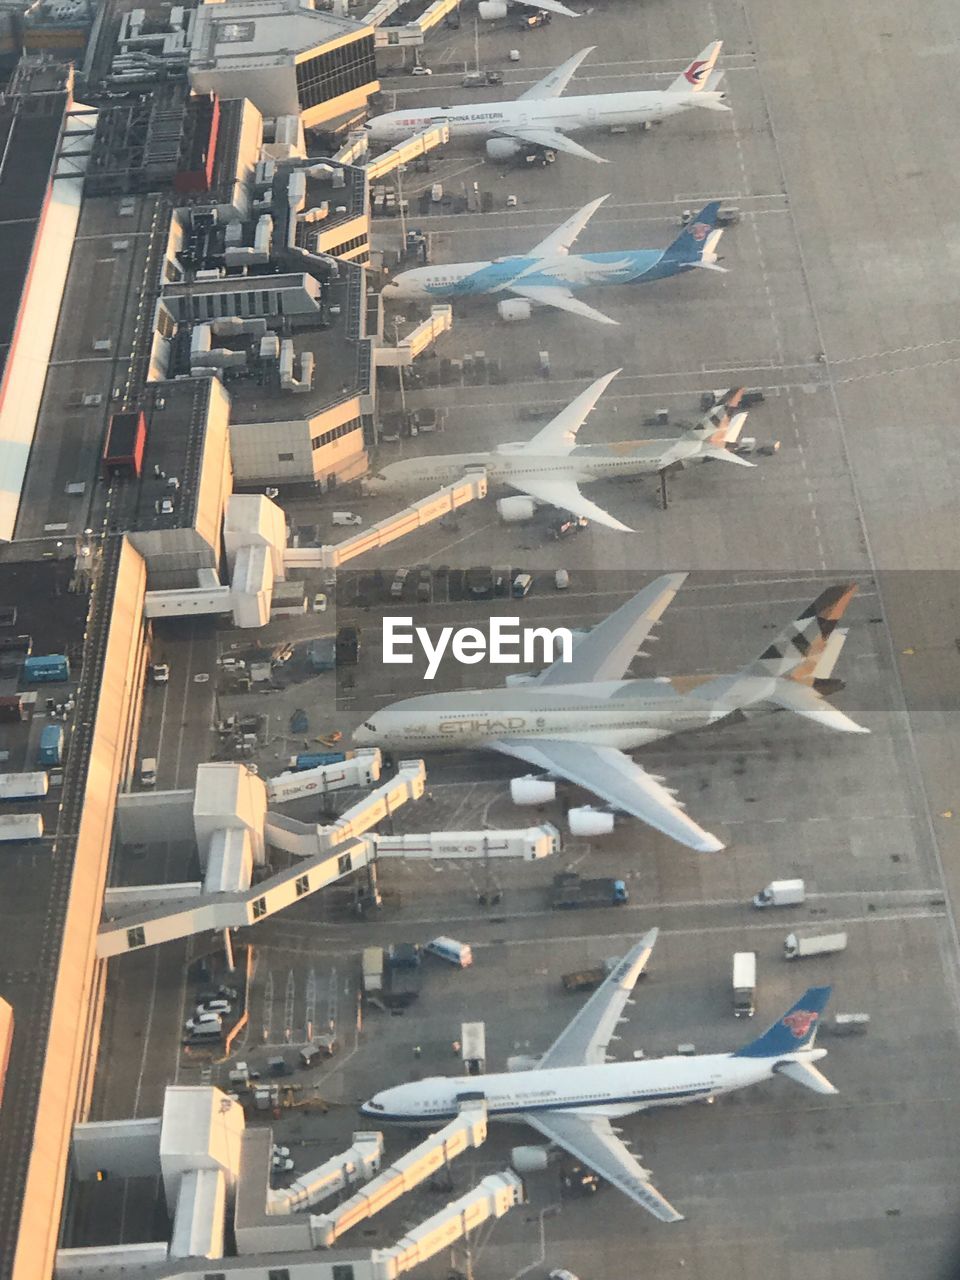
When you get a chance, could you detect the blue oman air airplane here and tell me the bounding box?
[385,196,727,326]
[360,932,839,1222]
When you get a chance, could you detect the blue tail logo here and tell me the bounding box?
[661,202,722,264]
[733,986,832,1058]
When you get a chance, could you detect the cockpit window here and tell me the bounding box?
[367,1101,384,1111]
[363,721,376,731]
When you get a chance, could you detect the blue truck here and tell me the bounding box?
[552,873,629,910]
[23,654,70,684]
[37,724,64,767]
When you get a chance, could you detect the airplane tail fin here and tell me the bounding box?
[733,986,832,1058]
[742,583,858,684]
[659,203,723,269]
[668,40,722,94]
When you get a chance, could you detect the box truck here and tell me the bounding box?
[752,879,805,909]
[732,951,757,1017]
[784,932,847,960]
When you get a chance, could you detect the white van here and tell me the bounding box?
[554,569,570,590]
[140,757,157,787]
[424,936,473,968]
[331,511,363,526]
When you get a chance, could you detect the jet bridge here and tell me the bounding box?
[364,124,450,180]
[310,1102,489,1248]
[375,824,560,861]
[266,750,382,804]
[375,306,452,366]
[265,758,426,855]
[268,1132,384,1215]
[282,473,487,571]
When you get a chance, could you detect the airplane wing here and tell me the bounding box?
[519,47,594,99]
[528,195,609,257]
[539,932,658,1067]
[494,126,608,164]
[507,475,632,532]
[488,737,724,852]
[524,1112,684,1222]
[524,370,620,453]
[538,573,686,684]
[514,0,582,15]
[508,283,617,325]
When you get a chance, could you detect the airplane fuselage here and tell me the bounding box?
[366,88,722,147]
[361,1049,824,1124]
[370,443,684,493]
[355,678,730,752]
[387,248,686,301]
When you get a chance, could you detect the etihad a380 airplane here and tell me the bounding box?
[366,373,753,531]
[384,197,727,325]
[366,42,728,164]
[354,575,866,852]
[361,931,838,1221]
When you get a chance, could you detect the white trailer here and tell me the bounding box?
[752,878,806,908]
[0,772,48,801]
[461,1021,486,1074]
[375,824,559,862]
[732,951,756,1018]
[784,931,848,959]
[0,813,44,842]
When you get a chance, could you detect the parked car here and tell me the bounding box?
[272,1145,291,1158]
[410,64,433,75]
[185,1012,222,1032]
[313,592,328,612]
[198,985,238,1002]
[196,998,232,1015]
[151,663,170,684]
[272,1155,295,1172]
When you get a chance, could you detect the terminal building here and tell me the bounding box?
[188,0,380,131]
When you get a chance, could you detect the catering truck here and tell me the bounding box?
[752,878,805,909]
[784,932,848,960]
[732,951,757,1017]
[362,947,384,994]
[552,873,628,909]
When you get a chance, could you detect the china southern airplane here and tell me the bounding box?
[366,373,753,531]
[365,42,728,164]
[384,197,727,325]
[354,575,866,852]
[361,931,838,1221]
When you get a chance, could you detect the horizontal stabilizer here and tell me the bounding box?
[765,679,869,734]
[700,445,755,467]
[774,1059,838,1095]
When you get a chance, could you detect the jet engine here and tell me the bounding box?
[478,0,508,16]
[497,495,536,522]
[486,137,521,162]
[507,1054,542,1072]
[510,1145,550,1172]
[511,776,556,805]
[568,806,615,837]
[497,298,533,322]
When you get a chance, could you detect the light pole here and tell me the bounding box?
[393,314,407,417]
[396,162,408,253]
[473,14,480,72]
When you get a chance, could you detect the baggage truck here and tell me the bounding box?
[552,873,628,909]
[784,931,848,960]
[23,654,69,684]
[0,813,44,842]
[37,724,64,767]
[732,951,757,1017]
[362,946,384,994]
[0,772,48,801]
[561,957,619,992]
[752,878,805,909]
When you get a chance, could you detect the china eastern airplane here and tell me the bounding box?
[365,42,728,164]
[366,373,753,532]
[384,197,726,325]
[354,575,866,852]
[361,931,838,1221]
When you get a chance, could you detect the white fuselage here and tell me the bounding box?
[361,1048,826,1125]
[354,678,736,752]
[369,443,687,493]
[366,88,723,147]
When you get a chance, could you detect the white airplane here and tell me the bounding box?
[384,197,728,325]
[353,576,867,852]
[366,374,754,532]
[360,932,838,1222]
[365,42,729,165]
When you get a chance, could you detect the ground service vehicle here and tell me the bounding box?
[151,663,170,684]
[512,572,533,598]
[784,932,848,960]
[336,626,361,665]
[382,966,422,1009]
[386,942,421,969]
[23,654,69,683]
[752,878,805,908]
[140,757,157,787]
[331,511,363,526]
[732,951,757,1017]
[562,957,619,992]
[37,725,63,767]
[424,936,473,967]
[362,946,384,994]
[552,873,628,909]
